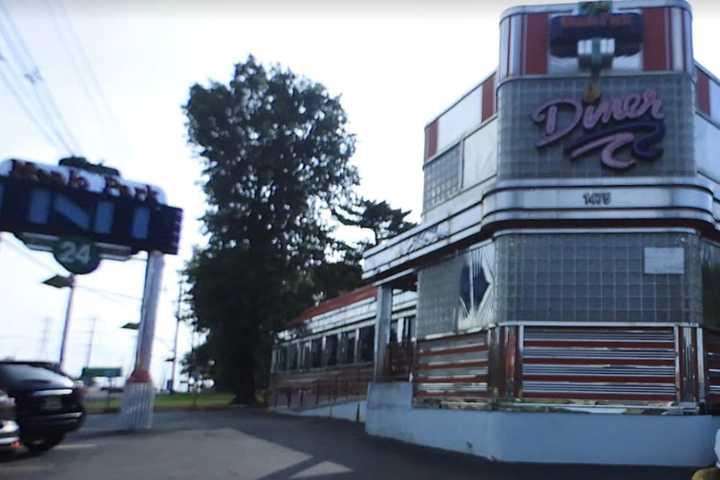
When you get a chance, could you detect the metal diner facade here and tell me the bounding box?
[361,0,720,467]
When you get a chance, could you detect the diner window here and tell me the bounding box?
[288,344,298,371]
[277,346,288,372]
[402,316,415,343]
[311,338,322,368]
[341,331,356,364]
[302,341,312,370]
[358,325,375,362]
[390,319,399,344]
[325,335,338,366]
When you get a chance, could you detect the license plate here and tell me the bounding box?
[41,397,63,411]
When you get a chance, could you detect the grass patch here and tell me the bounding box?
[84,392,235,414]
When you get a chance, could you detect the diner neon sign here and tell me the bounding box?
[531,89,665,170]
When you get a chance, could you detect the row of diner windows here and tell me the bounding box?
[273,316,416,373]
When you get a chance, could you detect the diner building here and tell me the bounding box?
[274,0,720,466]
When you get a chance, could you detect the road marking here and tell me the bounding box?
[56,443,98,450]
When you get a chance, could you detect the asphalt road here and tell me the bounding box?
[0,409,698,479]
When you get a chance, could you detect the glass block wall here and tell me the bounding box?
[417,254,462,337]
[497,74,695,179]
[702,240,720,328]
[415,231,712,339]
[423,144,460,211]
[495,232,702,324]
[417,243,497,338]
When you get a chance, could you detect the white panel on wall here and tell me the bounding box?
[509,15,523,76]
[710,80,720,125]
[671,8,685,72]
[499,18,510,80]
[462,120,497,188]
[695,114,720,181]
[437,86,483,153]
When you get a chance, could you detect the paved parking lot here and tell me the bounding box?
[0,409,698,479]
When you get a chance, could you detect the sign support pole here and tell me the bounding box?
[119,250,165,430]
[58,276,75,369]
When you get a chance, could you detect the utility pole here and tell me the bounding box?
[85,317,97,368]
[42,274,75,369]
[169,281,182,394]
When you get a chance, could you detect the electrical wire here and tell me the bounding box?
[75,285,142,302]
[0,56,63,152]
[51,0,136,164]
[44,0,109,144]
[0,235,61,274]
[0,0,82,154]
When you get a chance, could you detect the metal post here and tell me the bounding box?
[119,251,165,430]
[169,283,182,394]
[85,317,97,368]
[58,276,75,369]
[373,284,393,380]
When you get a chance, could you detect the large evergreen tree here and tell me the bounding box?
[184,56,358,402]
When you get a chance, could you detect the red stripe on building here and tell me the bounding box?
[417,345,487,357]
[523,375,676,384]
[415,360,488,371]
[287,285,376,326]
[523,392,675,401]
[643,8,668,71]
[424,120,438,160]
[415,391,489,398]
[481,73,496,121]
[524,340,675,349]
[415,375,487,384]
[524,358,674,366]
[697,69,711,116]
[524,13,548,75]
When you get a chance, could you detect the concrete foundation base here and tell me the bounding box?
[272,400,366,423]
[365,382,720,467]
[119,380,156,430]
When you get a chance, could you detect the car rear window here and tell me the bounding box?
[0,364,73,390]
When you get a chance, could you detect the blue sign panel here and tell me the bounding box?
[0,160,182,255]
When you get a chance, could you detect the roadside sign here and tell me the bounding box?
[0,159,183,255]
[82,367,122,378]
[53,237,101,274]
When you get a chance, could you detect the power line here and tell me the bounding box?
[0,56,63,151]
[50,0,136,165]
[75,285,142,302]
[44,0,109,141]
[0,0,82,154]
[0,235,61,274]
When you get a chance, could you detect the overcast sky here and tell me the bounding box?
[1,0,719,387]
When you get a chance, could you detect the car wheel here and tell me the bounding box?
[22,433,64,454]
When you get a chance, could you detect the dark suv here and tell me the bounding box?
[0,362,85,453]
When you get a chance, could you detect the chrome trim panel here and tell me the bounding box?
[500,1,691,24]
[364,175,720,281]
[30,389,73,397]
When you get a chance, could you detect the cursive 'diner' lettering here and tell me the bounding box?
[531,90,666,170]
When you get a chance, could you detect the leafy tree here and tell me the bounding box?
[184,56,358,403]
[334,198,416,245]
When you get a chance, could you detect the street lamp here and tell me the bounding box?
[42,274,75,369]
